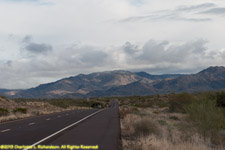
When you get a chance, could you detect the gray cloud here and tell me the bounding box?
[176,3,216,12]
[0,39,225,89]
[129,0,145,6]
[200,8,225,15]
[130,65,205,74]
[0,43,113,89]
[6,0,38,1]
[6,60,12,66]
[57,44,111,68]
[0,0,53,5]
[174,17,211,22]
[123,39,209,64]
[21,35,52,55]
[120,13,211,23]
[0,0,225,90]
[123,42,139,56]
[79,50,108,67]
[120,3,217,22]
[121,39,225,74]
[25,43,52,54]
[22,35,32,43]
[122,14,211,22]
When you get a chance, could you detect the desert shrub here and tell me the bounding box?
[32,111,40,116]
[132,107,147,116]
[169,93,194,113]
[48,100,69,108]
[47,98,106,109]
[153,99,168,108]
[119,107,132,119]
[169,116,179,120]
[132,107,138,112]
[129,107,139,114]
[0,108,9,116]
[158,120,167,126]
[185,97,225,144]
[0,95,6,99]
[118,95,168,108]
[13,108,27,114]
[91,102,103,108]
[153,110,159,114]
[133,118,160,137]
[216,91,225,107]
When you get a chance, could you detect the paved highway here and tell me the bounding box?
[0,100,121,150]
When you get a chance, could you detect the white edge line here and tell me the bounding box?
[1,129,11,132]
[23,109,104,150]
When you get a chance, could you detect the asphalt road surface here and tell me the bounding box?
[0,100,121,150]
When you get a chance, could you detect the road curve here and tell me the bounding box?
[0,100,121,150]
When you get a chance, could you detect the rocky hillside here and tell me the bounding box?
[135,72,182,80]
[153,66,225,93]
[2,66,225,98]
[12,70,145,98]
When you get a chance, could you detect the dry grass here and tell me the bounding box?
[0,97,91,123]
[0,98,60,122]
[120,106,225,150]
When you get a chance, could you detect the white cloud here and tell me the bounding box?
[0,0,225,88]
[1,38,225,89]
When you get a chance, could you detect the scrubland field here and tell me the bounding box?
[1,92,225,150]
[0,96,109,123]
[119,92,225,150]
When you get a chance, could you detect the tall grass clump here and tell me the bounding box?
[0,108,9,116]
[133,118,160,137]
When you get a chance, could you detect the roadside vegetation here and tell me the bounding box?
[13,108,27,114]
[0,96,109,123]
[119,91,225,150]
[1,91,225,150]
[0,108,9,116]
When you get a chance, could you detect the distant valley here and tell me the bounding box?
[1,66,225,98]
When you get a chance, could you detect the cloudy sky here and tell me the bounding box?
[0,0,225,89]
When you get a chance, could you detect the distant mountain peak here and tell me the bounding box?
[91,70,132,75]
[198,66,225,74]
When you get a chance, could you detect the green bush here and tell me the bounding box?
[216,91,225,107]
[133,119,160,137]
[13,108,27,114]
[158,120,167,126]
[0,95,6,99]
[169,116,179,120]
[169,93,194,113]
[0,108,9,116]
[185,97,225,137]
[91,102,103,108]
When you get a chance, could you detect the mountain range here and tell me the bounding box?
[1,66,225,98]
